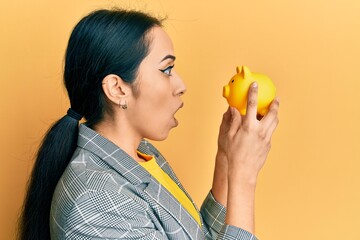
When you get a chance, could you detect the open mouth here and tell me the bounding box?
[173,102,184,126]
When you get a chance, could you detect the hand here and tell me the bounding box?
[226,82,279,183]
[224,82,279,233]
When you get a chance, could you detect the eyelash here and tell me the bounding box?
[160,65,175,76]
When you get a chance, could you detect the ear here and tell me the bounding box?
[101,74,131,106]
[242,66,251,78]
[238,66,252,79]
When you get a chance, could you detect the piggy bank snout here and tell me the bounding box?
[223,85,230,98]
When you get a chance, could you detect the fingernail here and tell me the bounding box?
[252,82,258,88]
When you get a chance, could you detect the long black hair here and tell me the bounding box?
[18,9,162,240]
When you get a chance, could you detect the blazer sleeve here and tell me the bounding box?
[58,190,169,240]
[200,191,258,240]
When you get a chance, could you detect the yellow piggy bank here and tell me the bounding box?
[223,66,276,116]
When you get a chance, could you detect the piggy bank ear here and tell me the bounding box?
[238,66,251,79]
[236,66,241,73]
[243,66,251,78]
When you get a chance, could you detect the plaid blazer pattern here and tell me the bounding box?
[50,124,257,240]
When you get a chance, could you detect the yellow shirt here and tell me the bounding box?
[138,151,201,226]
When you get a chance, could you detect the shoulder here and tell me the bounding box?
[63,147,138,192]
[52,147,140,211]
[50,146,147,227]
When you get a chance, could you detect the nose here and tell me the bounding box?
[173,71,186,96]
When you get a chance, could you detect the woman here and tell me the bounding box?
[19,9,279,240]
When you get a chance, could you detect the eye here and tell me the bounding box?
[231,79,234,83]
[160,65,175,76]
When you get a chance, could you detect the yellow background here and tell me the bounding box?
[1,0,359,239]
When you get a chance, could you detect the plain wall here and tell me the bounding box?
[1,0,359,239]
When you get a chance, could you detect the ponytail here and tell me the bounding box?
[18,113,80,240]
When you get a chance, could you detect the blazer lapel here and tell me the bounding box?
[138,140,202,216]
[144,178,203,240]
[138,140,204,239]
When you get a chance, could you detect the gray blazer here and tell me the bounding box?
[50,124,257,240]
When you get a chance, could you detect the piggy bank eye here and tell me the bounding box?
[231,79,234,83]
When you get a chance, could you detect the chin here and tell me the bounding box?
[149,133,169,141]
[145,128,172,142]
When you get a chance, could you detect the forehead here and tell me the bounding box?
[145,26,174,62]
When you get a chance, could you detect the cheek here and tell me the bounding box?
[135,95,168,119]
[142,100,174,138]
[142,82,173,113]
[136,78,174,127]
[140,111,172,141]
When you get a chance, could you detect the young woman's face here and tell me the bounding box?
[128,26,186,141]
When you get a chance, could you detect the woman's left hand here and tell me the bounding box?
[211,107,232,206]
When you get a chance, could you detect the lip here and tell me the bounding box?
[172,102,184,126]
[175,102,184,114]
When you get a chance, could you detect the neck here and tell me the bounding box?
[92,116,144,162]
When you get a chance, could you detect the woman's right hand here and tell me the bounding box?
[224,82,279,234]
[226,82,280,184]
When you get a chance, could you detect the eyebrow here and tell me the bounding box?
[160,55,176,63]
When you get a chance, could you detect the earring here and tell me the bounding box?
[119,100,128,109]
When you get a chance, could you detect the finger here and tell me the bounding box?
[223,106,231,122]
[219,107,232,132]
[227,107,242,137]
[246,82,259,120]
[261,97,280,127]
[265,116,279,142]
